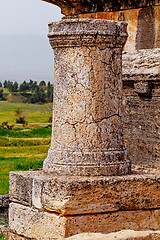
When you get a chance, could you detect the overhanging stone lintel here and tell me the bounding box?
[42,0,160,16]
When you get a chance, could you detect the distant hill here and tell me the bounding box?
[0,34,54,83]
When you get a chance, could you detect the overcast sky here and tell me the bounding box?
[0,0,62,83]
[0,0,62,36]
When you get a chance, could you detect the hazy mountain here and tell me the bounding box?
[0,34,54,84]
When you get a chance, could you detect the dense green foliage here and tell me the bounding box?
[0,80,53,104]
[0,127,51,138]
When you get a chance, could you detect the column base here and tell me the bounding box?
[43,148,131,176]
[9,170,160,239]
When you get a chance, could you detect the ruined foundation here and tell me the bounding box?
[9,18,160,240]
[122,49,160,170]
[9,170,160,239]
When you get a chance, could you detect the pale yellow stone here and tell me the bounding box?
[9,171,160,215]
[9,202,66,240]
[66,230,160,240]
[9,202,160,239]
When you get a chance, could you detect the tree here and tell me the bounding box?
[7,81,14,93]
[19,81,28,93]
[47,81,53,102]
[32,81,37,91]
[39,87,46,103]
[0,89,4,100]
[0,82,2,88]
[29,86,46,103]
[28,79,33,91]
[28,80,37,92]
[39,81,46,88]
[3,80,8,88]
[13,81,18,92]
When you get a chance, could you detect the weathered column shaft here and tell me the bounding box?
[43,19,131,176]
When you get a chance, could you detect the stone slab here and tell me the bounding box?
[122,49,160,76]
[67,230,160,240]
[1,226,160,240]
[9,203,66,240]
[43,0,160,16]
[10,170,160,215]
[9,202,160,239]
[78,6,160,52]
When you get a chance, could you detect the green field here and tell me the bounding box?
[0,101,52,124]
[0,101,52,194]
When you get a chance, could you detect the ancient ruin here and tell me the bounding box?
[8,0,160,239]
[122,49,160,170]
[43,19,130,177]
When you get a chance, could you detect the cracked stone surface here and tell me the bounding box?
[122,49,160,170]
[9,169,160,239]
[123,49,160,76]
[43,19,131,176]
[77,5,160,52]
[9,170,160,215]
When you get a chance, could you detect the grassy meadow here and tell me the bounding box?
[0,101,52,124]
[0,101,52,194]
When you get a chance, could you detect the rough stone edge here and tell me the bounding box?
[9,170,160,216]
[67,230,160,240]
[0,194,9,227]
[1,226,160,240]
[0,225,31,240]
[0,194,9,208]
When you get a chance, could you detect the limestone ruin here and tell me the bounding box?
[8,0,160,239]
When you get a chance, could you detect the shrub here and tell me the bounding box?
[15,108,28,126]
[48,116,52,123]
[0,122,14,130]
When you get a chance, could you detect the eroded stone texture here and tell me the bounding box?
[9,202,66,239]
[0,195,9,228]
[43,0,160,16]
[123,49,160,76]
[122,49,160,170]
[9,202,160,239]
[77,6,160,52]
[0,195,9,208]
[9,170,160,215]
[43,0,160,51]
[43,19,130,176]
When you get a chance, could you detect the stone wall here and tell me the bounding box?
[44,0,160,51]
[78,6,160,52]
[122,48,160,170]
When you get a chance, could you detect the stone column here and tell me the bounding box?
[9,18,160,240]
[43,18,131,176]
